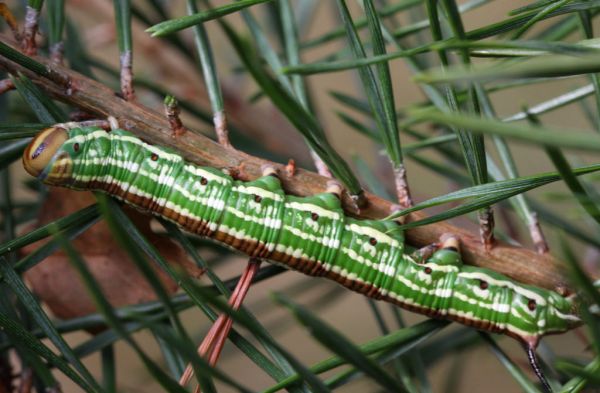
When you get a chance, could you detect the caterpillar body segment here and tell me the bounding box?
[23,125,580,349]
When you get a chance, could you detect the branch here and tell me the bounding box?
[0,41,583,294]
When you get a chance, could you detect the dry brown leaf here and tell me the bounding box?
[22,188,204,320]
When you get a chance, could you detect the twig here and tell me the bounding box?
[163,95,186,136]
[285,159,296,177]
[0,78,14,94]
[72,119,113,129]
[213,109,231,148]
[0,40,583,294]
[528,213,549,254]
[119,50,135,101]
[478,207,496,251]
[17,368,32,393]
[393,164,413,208]
[50,42,65,65]
[21,6,39,55]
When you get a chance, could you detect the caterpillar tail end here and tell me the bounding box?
[23,126,68,178]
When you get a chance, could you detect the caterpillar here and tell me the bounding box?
[22,123,581,390]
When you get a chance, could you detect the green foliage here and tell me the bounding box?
[1,1,599,392]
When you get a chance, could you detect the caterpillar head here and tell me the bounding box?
[23,126,81,186]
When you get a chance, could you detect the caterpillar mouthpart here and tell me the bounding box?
[23,127,68,178]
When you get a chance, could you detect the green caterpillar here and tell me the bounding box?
[23,123,581,390]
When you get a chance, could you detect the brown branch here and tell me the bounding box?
[0,43,584,294]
